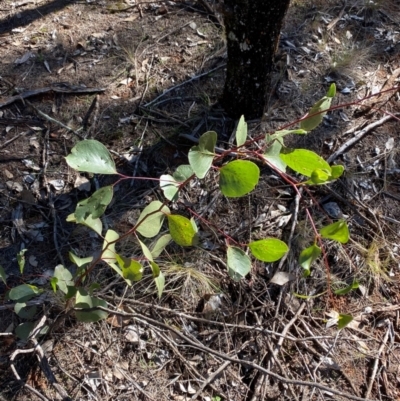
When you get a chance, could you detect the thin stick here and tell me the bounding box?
[142,64,225,108]
[365,321,391,399]
[24,99,84,139]
[327,114,395,163]
[0,131,28,149]
[191,360,231,399]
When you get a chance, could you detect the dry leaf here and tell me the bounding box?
[270,271,295,286]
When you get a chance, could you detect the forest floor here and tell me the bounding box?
[0,0,400,400]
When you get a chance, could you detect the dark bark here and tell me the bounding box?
[221,0,290,119]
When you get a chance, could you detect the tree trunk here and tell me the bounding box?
[221,0,290,119]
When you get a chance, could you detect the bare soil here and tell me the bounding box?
[0,1,400,401]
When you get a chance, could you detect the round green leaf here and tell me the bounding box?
[75,289,108,322]
[67,213,103,236]
[136,201,170,238]
[249,238,288,262]
[167,214,198,247]
[173,164,194,182]
[319,220,349,244]
[9,284,40,302]
[227,246,251,281]
[338,313,353,330]
[263,140,287,172]
[151,234,172,258]
[116,254,143,283]
[66,140,116,174]
[15,322,35,340]
[219,160,260,198]
[307,168,331,185]
[14,302,37,319]
[188,131,216,179]
[330,164,344,179]
[280,148,331,177]
[160,174,179,201]
[74,186,113,222]
[299,244,321,274]
[300,85,335,132]
[54,264,74,294]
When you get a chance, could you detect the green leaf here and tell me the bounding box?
[9,284,40,302]
[150,261,164,298]
[17,249,27,274]
[266,129,307,143]
[334,281,359,295]
[69,252,93,269]
[75,289,108,322]
[151,234,172,258]
[53,265,74,294]
[293,291,326,299]
[235,115,247,147]
[263,140,287,172]
[330,164,344,179]
[116,254,143,283]
[167,215,198,247]
[101,229,119,263]
[74,186,113,222]
[160,174,179,201]
[248,238,288,262]
[66,139,117,174]
[14,302,37,319]
[190,217,198,233]
[173,164,194,182]
[0,265,7,284]
[327,82,336,97]
[319,220,349,244]
[300,84,335,132]
[160,165,194,201]
[280,148,331,177]
[138,239,154,262]
[15,322,35,340]
[67,213,103,236]
[136,201,170,238]
[306,168,331,185]
[88,283,101,295]
[226,246,251,281]
[188,131,216,179]
[299,244,321,276]
[50,277,57,293]
[338,313,353,330]
[219,160,260,198]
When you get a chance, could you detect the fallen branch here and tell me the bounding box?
[327,114,396,163]
[0,83,105,108]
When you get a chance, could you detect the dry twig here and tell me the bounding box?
[327,114,396,163]
[74,304,375,401]
[365,320,391,399]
